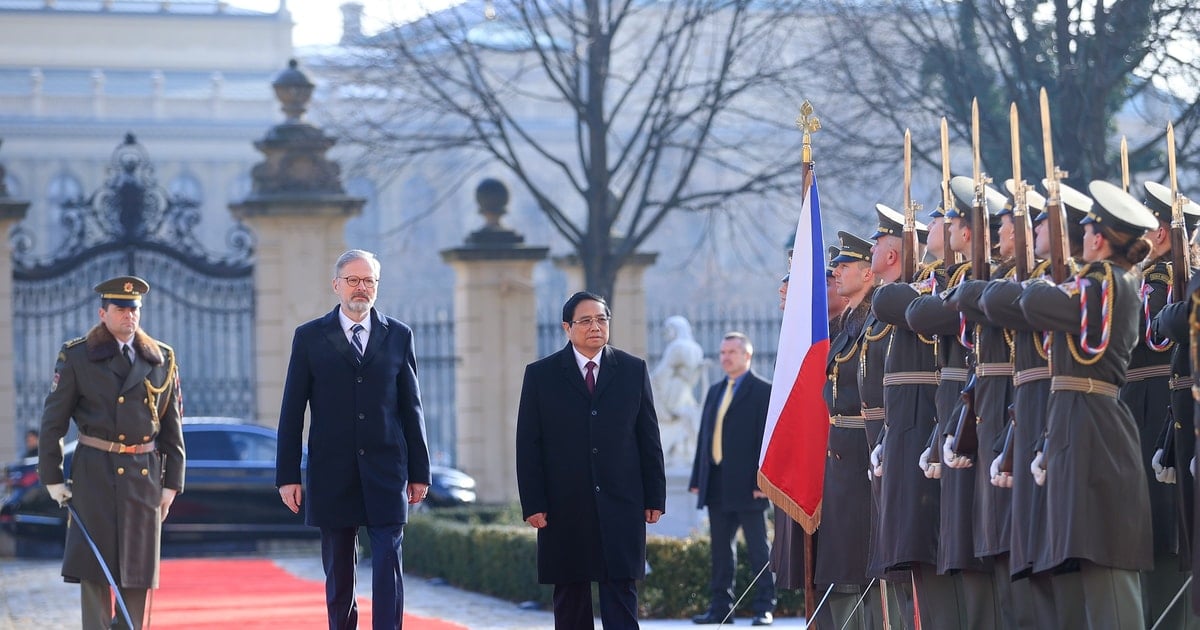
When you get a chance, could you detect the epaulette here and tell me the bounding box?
[1081,260,1113,283]
[63,336,85,349]
[1144,260,1171,286]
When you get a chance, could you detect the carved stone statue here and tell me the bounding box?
[651,316,706,470]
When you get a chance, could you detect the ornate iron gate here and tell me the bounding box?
[10,134,255,434]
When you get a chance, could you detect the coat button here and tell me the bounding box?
[591,410,598,416]
[143,436,151,442]
[143,398,148,404]
[118,396,125,403]
[592,448,598,454]
[358,449,365,455]
[117,434,126,441]
[116,467,125,475]
[594,486,600,493]
[141,469,149,476]
[356,377,364,383]
[358,413,365,420]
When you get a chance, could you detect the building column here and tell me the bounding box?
[229,60,364,425]
[554,251,658,360]
[441,179,548,504]
[0,198,30,460]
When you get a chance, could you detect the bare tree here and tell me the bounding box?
[319,0,817,301]
[816,0,1200,188]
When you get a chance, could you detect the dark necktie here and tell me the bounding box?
[122,344,134,367]
[585,361,596,395]
[350,324,365,360]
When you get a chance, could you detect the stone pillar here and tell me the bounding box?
[229,60,365,426]
[0,142,31,459]
[441,179,548,504]
[553,251,658,360]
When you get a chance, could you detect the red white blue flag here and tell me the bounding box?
[758,171,830,534]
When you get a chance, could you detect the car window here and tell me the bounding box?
[229,432,276,463]
[185,430,238,461]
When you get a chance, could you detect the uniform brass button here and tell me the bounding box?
[141,469,149,476]
[118,396,125,403]
[143,398,148,404]
[117,467,125,475]
[118,434,126,441]
[143,436,150,442]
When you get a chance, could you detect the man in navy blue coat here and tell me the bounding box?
[516,291,667,629]
[689,332,775,625]
[276,249,431,630]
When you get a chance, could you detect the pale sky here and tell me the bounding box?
[227,0,468,47]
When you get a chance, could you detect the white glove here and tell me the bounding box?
[919,446,932,473]
[1160,466,1178,484]
[1031,451,1046,486]
[1192,456,1197,478]
[46,482,72,507]
[920,446,942,480]
[870,443,884,478]
[990,453,1012,489]
[1152,448,1165,476]
[943,435,973,469]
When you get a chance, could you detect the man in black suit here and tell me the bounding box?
[276,249,431,630]
[516,291,667,629]
[689,332,776,626]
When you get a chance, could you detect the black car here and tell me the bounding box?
[1,418,476,551]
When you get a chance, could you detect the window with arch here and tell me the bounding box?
[169,171,204,204]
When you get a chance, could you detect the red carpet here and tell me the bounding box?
[150,558,466,629]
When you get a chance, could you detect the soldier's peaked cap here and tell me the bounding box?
[946,176,1006,224]
[1000,179,1047,218]
[872,203,929,244]
[1142,181,1200,231]
[1084,180,1158,235]
[95,276,149,308]
[830,231,873,264]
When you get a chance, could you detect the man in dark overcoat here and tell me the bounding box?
[516,291,667,629]
[276,249,431,630]
[39,275,184,630]
[688,332,775,626]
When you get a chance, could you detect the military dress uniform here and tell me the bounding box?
[817,233,881,629]
[872,259,961,630]
[1018,181,1155,627]
[38,276,184,630]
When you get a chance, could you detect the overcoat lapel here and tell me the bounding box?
[359,309,390,367]
[321,308,360,368]
[557,344,592,399]
[593,346,619,399]
[121,358,153,393]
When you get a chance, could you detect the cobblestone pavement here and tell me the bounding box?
[0,540,805,629]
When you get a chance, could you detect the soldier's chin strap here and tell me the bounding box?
[66,502,136,629]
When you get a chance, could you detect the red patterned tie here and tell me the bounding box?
[585,361,596,395]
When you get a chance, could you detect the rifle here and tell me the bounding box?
[1121,136,1130,193]
[940,117,961,265]
[1040,88,1071,284]
[1010,103,1034,282]
[901,128,919,283]
[1168,123,1191,302]
[970,98,992,282]
[951,374,979,456]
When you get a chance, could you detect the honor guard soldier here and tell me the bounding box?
[862,204,930,625]
[1145,180,1200,628]
[872,206,960,628]
[1020,180,1156,626]
[817,231,882,628]
[38,276,184,630]
[944,180,1026,629]
[907,176,1005,627]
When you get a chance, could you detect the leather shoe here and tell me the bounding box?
[752,612,774,626]
[692,610,734,624]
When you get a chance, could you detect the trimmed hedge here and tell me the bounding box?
[405,508,805,619]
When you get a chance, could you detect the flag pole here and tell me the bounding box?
[794,99,821,628]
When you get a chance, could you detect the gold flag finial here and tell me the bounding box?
[796,101,821,163]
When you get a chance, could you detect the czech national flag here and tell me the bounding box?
[758,171,830,535]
